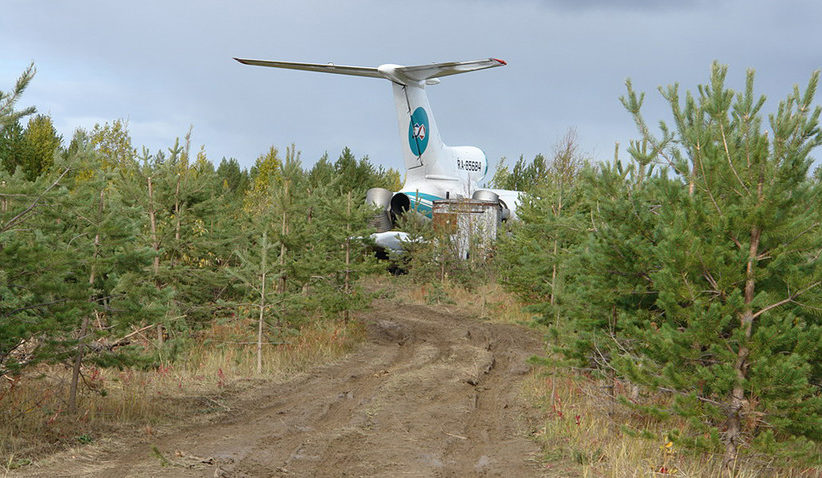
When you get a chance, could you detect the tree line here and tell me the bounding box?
[0,64,401,409]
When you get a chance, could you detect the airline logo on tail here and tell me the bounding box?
[413,123,426,141]
[408,107,430,156]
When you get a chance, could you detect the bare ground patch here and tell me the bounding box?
[16,301,548,477]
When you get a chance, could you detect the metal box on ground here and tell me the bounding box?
[432,198,501,260]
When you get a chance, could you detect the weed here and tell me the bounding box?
[151,445,170,467]
[425,282,455,305]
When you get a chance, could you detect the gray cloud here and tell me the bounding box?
[2,0,820,174]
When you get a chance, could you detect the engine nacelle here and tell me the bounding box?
[366,187,392,209]
[472,189,511,222]
[472,189,498,203]
[366,187,394,232]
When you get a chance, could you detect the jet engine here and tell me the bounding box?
[472,189,498,203]
[390,192,411,218]
[366,188,394,232]
[472,189,510,221]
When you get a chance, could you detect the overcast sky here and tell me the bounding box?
[2,0,821,175]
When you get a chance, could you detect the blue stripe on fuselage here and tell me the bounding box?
[401,191,442,218]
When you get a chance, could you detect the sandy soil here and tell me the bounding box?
[19,302,548,477]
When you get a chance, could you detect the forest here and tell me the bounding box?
[2,61,821,474]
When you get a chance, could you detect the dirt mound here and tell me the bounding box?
[20,301,548,477]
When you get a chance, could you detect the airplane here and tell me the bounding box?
[234,57,522,251]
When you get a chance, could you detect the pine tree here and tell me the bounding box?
[309,185,382,318]
[216,157,250,197]
[307,152,335,189]
[0,115,62,181]
[246,146,283,214]
[1,134,164,409]
[56,143,163,411]
[230,144,383,361]
[570,63,822,468]
[0,65,76,377]
[0,64,37,178]
[0,164,75,375]
[332,147,402,195]
[496,130,587,321]
[230,154,307,370]
[119,135,242,334]
[0,120,28,176]
[229,227,280,374]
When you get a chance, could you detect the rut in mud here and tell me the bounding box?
[21,302,548,477]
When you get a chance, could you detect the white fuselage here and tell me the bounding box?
[388,81,520,219]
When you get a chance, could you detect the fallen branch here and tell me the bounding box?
[109,323,158,348]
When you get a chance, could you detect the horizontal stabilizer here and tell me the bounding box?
[395,58,506,82]
[234,57,506,85]
[234,58,382,79]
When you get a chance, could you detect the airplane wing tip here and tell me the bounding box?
[492,58,507,66]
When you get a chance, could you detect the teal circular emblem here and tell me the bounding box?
[408,107,430,156]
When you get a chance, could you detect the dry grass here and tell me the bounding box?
[520,369,822,477]
[0,318,363,471]
[384,274,536,324]
[181,317,364,378]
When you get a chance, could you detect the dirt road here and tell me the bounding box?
[23,302,547,477]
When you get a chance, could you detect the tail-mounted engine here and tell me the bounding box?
[390,192,411,218]
[472,189,510,221]
[366,188,394,232]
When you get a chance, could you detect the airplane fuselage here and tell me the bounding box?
[235,56,522,249]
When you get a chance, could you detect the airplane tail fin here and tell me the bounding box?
[393,82,438,171]
[377,59,505,174]
[234,57,506,175]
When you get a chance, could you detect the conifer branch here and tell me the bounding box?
[0,62,36,128]
[694,145,723,216]
[107,324,159,348]
[789,299,822,313]
[701,268,726,300]
[3,298,71,317]
[751,281,822,320]
[657,387,725,408]
[769,221,821,255]
[592,341,620,373]
[1,167,70,233]
[720,123,750,195]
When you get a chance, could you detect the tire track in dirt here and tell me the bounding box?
[20,301,547,477]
